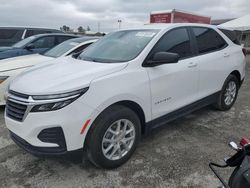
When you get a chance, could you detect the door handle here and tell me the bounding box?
[187,62,197,68]
[224,53,230,58]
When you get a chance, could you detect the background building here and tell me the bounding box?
[211,18,235,25]
[150,9,211,24]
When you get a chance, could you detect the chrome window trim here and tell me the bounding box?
[22,29,27,39]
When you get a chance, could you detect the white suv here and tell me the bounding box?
[5,23,246,168]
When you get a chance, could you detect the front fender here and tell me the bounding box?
[93,94,151,122]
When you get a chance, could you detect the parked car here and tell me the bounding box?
[5,23,246,169]
[0,37,98,105]
[0,27,63,47]
[0,33,78,60]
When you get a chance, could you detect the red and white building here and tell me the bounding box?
[150,9,211,24]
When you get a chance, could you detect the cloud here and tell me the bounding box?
[0,0,249,32]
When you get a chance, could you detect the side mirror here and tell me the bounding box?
[146,52,180,67]
[25,43,35,50]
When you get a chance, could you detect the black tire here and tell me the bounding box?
[214,74,239,111]
[85,105,141,169]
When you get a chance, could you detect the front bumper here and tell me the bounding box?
[5,95,100,154]
[10,131,67,156]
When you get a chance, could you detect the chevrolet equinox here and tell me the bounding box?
[5,23,246,168]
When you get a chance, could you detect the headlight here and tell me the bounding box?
[0,76,9,84]
[31,88,88,112]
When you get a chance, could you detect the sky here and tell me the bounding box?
[0,0,249,32]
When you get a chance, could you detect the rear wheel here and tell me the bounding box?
[85,105,141,169]
[214,75,239,111]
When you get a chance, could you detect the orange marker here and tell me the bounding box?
[80,119,91,134]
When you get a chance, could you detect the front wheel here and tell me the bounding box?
[85,105,141,169]
[214,75,239,111]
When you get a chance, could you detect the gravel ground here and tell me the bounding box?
[0,56,249,188]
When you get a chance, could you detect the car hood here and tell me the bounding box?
[0,46,14,52]
[0,54,54,72]
[10,57,128,95]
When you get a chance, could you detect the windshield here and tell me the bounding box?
[12,36,36,48]
[79,29,159,63]
[44,40,80,58]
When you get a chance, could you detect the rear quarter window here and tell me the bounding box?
[219,29,241,45]
[192,27,228,55]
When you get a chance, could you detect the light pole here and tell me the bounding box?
[118,20,122,30]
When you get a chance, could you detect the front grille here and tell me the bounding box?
[6,99,28,121]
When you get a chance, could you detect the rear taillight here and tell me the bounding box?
[242,48,247,57]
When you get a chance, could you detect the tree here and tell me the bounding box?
[60,25,70,32]
[78,26,85,33]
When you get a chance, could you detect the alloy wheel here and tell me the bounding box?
[102,119,136,160]
[224,81,237,106]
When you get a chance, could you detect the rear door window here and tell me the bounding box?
[0,29,23,40]
[150,28,193,59]
[25,29,62,38]
[25,29,48,38]
[56,36,75,45]
[192,27,228,55]
[0,29,24,46]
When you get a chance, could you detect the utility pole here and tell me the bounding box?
[118,20,122,30]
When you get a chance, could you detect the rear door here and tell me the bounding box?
[145,27,199,119]
[190,27,230,99]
